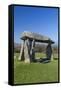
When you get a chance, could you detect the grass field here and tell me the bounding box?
[14,53,58,84]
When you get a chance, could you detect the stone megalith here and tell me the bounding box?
[18,41,24,61]
[30,39,35,62]
[24,39,31,63]
[19,31,54,63]
[46,42,52,60]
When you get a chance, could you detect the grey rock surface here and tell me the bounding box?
[24,39,30,63]
[18,41,24,61]
[46,43,52,60]
[21,31,54,43]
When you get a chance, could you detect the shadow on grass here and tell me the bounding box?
[53,58,58,60]
[35,58,51,63]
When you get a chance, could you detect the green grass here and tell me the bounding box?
[14,53,58,84]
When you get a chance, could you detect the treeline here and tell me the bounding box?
[14,43,58,54]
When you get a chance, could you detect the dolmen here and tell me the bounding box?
[19,31,54,63]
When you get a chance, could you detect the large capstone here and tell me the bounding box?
[21,31,54,43]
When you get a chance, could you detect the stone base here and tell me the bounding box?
[24,59,30,63]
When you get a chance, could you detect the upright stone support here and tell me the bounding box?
[51,54,53,61]
[24,39,31,63]
[46,43,52,61]
[30,39,35,62]
[18,41,24,61]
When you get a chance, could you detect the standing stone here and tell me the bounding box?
[46,43,52,60]
[28,40,32,62]
[30,39,35,62]
[18,41,24,61]
[51,54,53,61]
[24,39,30,63]
[28,40,32,52]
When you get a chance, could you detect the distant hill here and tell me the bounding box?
[14,43,21,53]
[14,43,21,47]
[14,42,58,53]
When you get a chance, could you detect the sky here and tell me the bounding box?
[14,5,59,45]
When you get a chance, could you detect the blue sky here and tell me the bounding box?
[14,6,58,45]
